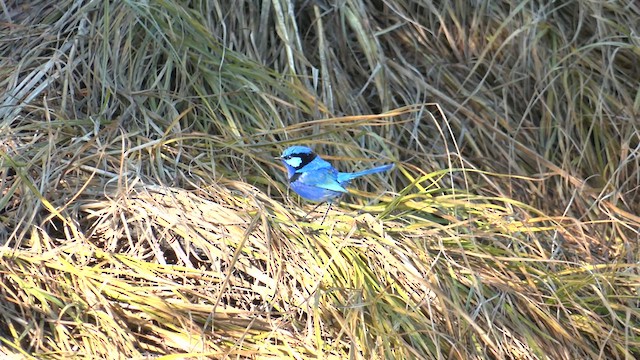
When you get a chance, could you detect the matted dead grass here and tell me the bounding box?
[1,0,639,359]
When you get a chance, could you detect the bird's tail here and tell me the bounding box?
[338,164,394,182]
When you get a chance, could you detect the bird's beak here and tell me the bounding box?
[274,156,282,160]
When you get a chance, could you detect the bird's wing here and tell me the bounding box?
[300,169,348,193]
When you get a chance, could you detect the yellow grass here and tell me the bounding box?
[1,0,639,358]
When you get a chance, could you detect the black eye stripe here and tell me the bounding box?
[291,152,317,169]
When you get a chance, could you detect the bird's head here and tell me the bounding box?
[277,146,318,174]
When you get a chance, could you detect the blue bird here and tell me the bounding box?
[278,145,394,204]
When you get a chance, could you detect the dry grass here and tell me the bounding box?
[1,0,639,358]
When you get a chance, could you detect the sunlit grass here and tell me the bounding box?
[1,0,639,358]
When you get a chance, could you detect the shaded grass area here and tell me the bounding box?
[1,0,639,358]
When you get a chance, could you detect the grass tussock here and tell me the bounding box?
[1,0,639,358]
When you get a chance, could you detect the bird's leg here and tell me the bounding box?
[303,201,325,220]
[301,202,333,225]
[320,203,332,225]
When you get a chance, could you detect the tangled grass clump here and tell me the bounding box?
[1,0,639,358]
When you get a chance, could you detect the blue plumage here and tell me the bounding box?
[278,146,393,203]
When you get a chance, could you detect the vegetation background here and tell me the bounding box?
[1,0,639,358]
